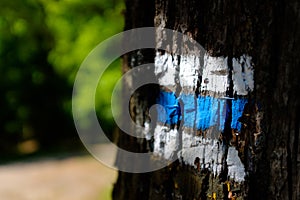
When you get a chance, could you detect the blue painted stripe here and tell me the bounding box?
[197,96,212,130]
[196,96,226,131]
[156,91,181,125]
[156,91,248,131]
[231,98,248,130]
[179,94,197,128]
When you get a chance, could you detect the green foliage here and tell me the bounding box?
[43,0,124,81]
[0,0,124,155]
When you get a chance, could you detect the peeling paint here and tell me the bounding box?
[156,91,181,125]
[196,96,226,131]
[201,54,229,94]
[157,91,248,132]
[179,55,200,90]
[179,94,197,128]
[232,55,254,95]
[179,134,246,182]
[154,53,255,96]
[231,98,248,130]
[143,122,152,140]
[179,133,223,175]
[155,52,178,88]
[227,147,246,182]
[153,51,255,183]
[153,124,179,160]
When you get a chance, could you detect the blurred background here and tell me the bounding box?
[0,0,124,199]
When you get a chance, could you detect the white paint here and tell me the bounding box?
[227,147,246,182]
[154,52,201,90]
[179,146,204,165]
[154,52,254,96]
[153,124,164,157]
[201,54,229,94]
[232,55,254,95]
[154,127,246,182]
[164,128,179,159]
[179,55,200,90]
[153,124,179,160]
[201,54,254,96]
[182,132,194,148]
[154,52,178,88]
[179,132,246,182]
[153,124,247,183]
[153,52,253,183]
[143,122,152,140]
[179,132,223,175]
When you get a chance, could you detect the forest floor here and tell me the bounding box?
[0,144,117,200]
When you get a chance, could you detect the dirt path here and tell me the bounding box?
[0,145,117,200]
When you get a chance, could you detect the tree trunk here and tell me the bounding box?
[113,0,299,199]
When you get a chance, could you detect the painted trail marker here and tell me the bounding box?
[153,51,254,182]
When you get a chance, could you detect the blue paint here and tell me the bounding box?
[196,96,211,130]
[196,96,226,131]
[209,97,221,129]
[179,94,197,128]
[231,98,248,130]
[156,91,181,125]
[219,99,227,131]
[157,91,248,131]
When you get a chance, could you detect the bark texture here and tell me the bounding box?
[113,0,300,199]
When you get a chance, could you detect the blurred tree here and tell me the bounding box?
[0,0,124,156]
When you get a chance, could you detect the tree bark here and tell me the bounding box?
[113,0,299,199]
